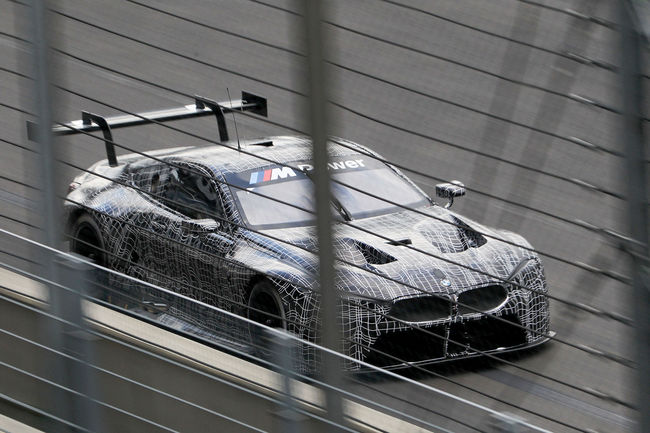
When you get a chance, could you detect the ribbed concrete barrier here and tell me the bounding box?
[0,267,430,432]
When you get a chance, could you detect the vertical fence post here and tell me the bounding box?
[270,329,302,433]
[29,1,97,430]
[302,0,345,430]
[29,1,68,430]
[56,254,100,432]
[619,2,650,433]
[28,3,57,246]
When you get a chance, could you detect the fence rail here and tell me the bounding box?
[0,0,647,432]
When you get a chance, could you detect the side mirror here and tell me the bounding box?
[181,218,220,233]
[435,181,466,208]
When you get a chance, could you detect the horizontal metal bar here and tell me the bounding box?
[26,93,267,141]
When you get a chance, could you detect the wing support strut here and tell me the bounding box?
[82,111,117,167]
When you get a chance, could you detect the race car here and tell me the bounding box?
[33,92,551,370]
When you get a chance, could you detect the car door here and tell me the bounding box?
[126,163,184,291]
[150,163,236,313]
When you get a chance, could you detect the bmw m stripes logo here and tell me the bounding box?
[249,166,297,184]
[248,159,369,185]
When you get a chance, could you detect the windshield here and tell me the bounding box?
[226,156,428,230]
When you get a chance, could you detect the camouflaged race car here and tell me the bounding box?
[46,92,551,370]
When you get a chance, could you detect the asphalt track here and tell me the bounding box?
[0,0,641,431]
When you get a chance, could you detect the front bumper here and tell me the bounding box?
[360,328,555,371]
[342,275,550,370]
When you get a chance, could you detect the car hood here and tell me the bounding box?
[244,205,537,302]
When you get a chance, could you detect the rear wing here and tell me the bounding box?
[26,91,267,167]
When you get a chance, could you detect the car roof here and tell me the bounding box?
[126,135,369,176]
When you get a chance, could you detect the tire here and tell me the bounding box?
[247,280,286,356]
[69,213,109,299]
[247,280,286,328]
[70,213,106,267]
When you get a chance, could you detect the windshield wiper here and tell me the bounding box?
[331,195,352,221]
[303,170,351,221]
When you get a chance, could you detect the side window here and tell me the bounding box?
[150,172,161,195]
[131,164,170,196]
[161,167,223,220]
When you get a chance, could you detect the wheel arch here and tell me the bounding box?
[244,271,317,340]
[244,270,314,304]
[68,211,108,268]
[64,205,86,236]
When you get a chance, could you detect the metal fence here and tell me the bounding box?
[0,0,648,432]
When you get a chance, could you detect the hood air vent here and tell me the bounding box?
[354,241,396,265]
[419,216,486,253]
[452,216,486,249]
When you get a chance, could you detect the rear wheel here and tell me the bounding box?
[70,214,106,267]
[70,214,108,299]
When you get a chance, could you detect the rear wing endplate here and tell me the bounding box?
[26,91,267,167]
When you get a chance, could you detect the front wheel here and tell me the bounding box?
[247,281,286,356]
[247,280,286,328]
